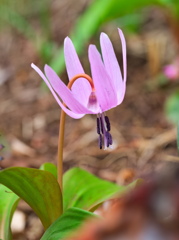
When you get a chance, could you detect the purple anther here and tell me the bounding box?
[105,116,111,131]
[0,156,4,161]
[98,134,102,149]
[96,118,100,134]
[105,132,113,147]
[100,117,104,134]
[108,132,113,145]
[105,132,110,147]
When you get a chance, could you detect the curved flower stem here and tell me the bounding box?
[57,109,66,192]
[57,74,94,193]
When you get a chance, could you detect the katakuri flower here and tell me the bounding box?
[163,58,179,81]
[31,28,127,149]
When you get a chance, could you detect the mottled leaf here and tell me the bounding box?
[0,167,62,229]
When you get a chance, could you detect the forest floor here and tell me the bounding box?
[0,2,179,239]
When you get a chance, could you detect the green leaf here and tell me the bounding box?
[63,167,139,212]
[40,163,57,179]
[41,207,96,240]
[165,90,179,124]
[0,167,62,229]
[0,184,19,240]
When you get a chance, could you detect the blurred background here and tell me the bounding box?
[0,0,179,238]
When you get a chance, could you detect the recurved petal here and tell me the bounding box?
[100,29,127,104]
[118,28,127,83]
[44,64,95,115]
[64,37,91,105]
[100,32,123,94]
[88,45,118,112]
[116,28,127,104]
[31,63,84,119]
[117,84,126,105]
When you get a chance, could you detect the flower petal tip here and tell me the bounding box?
[64,36,72,45]
[44,64,55,75]
[100,32,108,39]
[118,28,125,38]
[31,63,35,68]
[44,64,49,70]
[88,44,96,52]
[44,64,57,80]
[31,63,40,72]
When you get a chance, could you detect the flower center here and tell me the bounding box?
[96,113,112,149]
[68,74,112,149]
[87,91,98,111]
[68,73,97,110]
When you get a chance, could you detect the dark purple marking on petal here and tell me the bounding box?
[88,92,97,105]
[98,134,102,149]
[105,116,111,131]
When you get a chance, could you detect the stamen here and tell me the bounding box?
[105,116,111,131]
[99,117,104,134]
[105,132,109,147]
[105,132,112,147]
[96,117,100,134]
[108,132,113,145]
[96,113,113,149]
[98,134,102,149]
[0,156,4,161]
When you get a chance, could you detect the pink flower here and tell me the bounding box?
[164,58,179,80]
[31,28,127,149]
